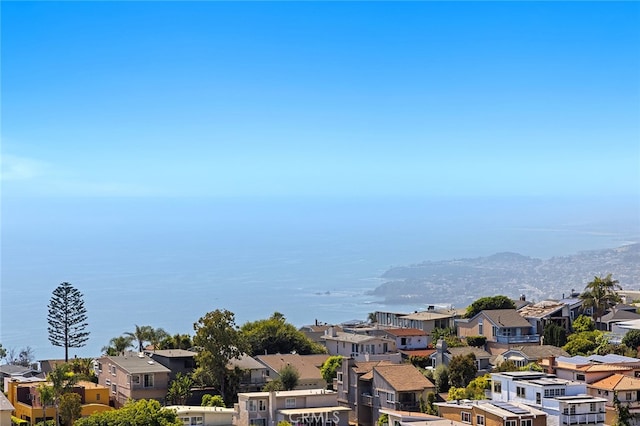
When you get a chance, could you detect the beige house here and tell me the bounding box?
[169,405,235,426]
[234,389,350,426]
[436,400,547,426]
[255,354,329,390]
[321,328,397,361]
[541,354,640,383]
[588,373,640,425]
[95,351,171,407]
[457,309,539,354]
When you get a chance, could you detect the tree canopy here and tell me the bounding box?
[47,282,89,362]
[279,364,300,391]
[320,356,343,384]
[75,399,182,426]
[464,295,515,318]
[240,312,326,356]
[193,309,247,402]
[448,353,477,388]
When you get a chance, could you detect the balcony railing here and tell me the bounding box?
[560,413,605,424]
[361,394,373,406]
[495,334,540,344]
[395,401,420,411]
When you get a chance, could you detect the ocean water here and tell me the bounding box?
[1,195,638,360]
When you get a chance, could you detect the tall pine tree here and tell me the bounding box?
[47,282,89,361]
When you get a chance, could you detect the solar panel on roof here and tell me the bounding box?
[491,402,530,415]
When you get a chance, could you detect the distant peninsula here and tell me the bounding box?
[369,243,640,308]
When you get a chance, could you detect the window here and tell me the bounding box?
[506,421,516,426]
[627,392,632,401]
[337,372,343,382]
[478,319,483,335]
[105,379,111,386]
[387,392,395,403]
[493,381,502,393]
[144,374,154,388]
[131,375,140,385]
[97,362,102,372]
[544,389,550,397]
[248,400,257,412]
[180,417,190,426]
[520,420,532,426]
[576,374,585,381]
[570,405,576,415]
[516,386,525,398]
[461,412,471,423]
[258,399,267,411]
[401,337,407,345]
[193,417,203,425]
[111,365,116,375]
[111,383,117,394]
[536,392,541,404]
[476,415,485,425]
[285,398,296,408]
[590,403,596,412]
[96,393,100,401]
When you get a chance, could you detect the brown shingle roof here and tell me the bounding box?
[352,360,394,374]
[448,347,492,360]
[482,309,532,328]
[374,364,435,392]
[255,354,323,381]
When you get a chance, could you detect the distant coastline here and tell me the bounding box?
[370,243,640,307]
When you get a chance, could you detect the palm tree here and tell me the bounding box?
[580,274,622,329]
[125,325,153,352]
[37,383,55,425]
[102,335,134,355]
[48,364,78,426]
[148,327,169,351]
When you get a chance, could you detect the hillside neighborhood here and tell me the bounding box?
[4,276,640,426]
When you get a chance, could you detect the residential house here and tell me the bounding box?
[0,365,42,391]
[558,292,588,321]
[169,405,235,426]
[382,328,428,351]
[337,359,434,425]
[0,391,15,426]
[255,354,329,390]
[490,371,606,425]
[95,351,171,408]
[6,379,113,425]
[234,389,350,426]
[598,307,640,332]
[321,328,399,362]
[457,309,540,355]
[228,354,270,393]
[541,354,640,384]
[375,309,457,345]
[430,339,493,375]
[379,408,468,426]
[435,400,547,426]
[145,349,197,381]
[337,359,394,426]
[494,346,568,369]
[588,373,640,425]
[517,301,570,336]
[300,323,343,345]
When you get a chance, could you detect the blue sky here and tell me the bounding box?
[1,1,639,198]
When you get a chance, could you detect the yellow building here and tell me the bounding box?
[6,379,113,425]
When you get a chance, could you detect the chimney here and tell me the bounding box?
[520,294,526,302]
[547,356,556,374]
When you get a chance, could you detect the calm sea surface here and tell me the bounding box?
[1,195,638,360]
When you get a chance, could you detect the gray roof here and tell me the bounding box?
[0,364,36,375]
[147,349,197,358]
[481,309,532,328]
[102,352,171,374]
[228,354,267,370]
[0,391,14,412]
[504,345,569,360]
[600,309,640,323]
[556,354,640,365]
[447,346,492,360]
